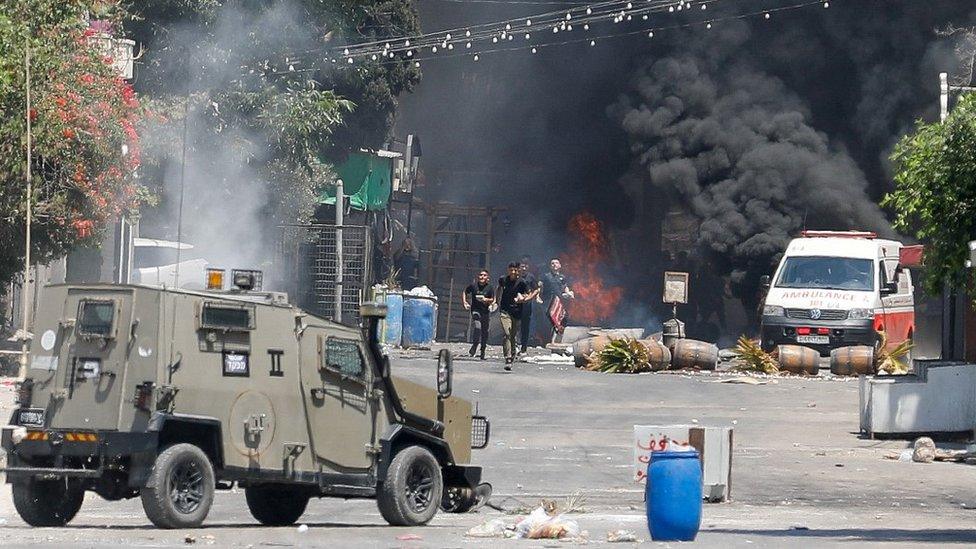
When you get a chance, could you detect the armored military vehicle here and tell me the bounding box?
[1,269,489,528]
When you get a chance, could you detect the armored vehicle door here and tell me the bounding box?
[43,288,134,431]
[298,325,377,470]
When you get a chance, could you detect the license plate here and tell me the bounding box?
[797,335,829,344]
[18,408,45,427]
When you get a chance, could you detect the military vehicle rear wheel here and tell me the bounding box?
[140,443,216,529]
[245,485,310,526]
[377,445,443,526]
[12,477,84,526]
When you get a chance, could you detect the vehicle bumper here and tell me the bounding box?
[444,464,482,489]
[760,316,875,356]
[2,423,157,481]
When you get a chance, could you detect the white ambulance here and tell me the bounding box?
[759,231,915,356]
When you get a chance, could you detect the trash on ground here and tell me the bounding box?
[607,529,639,542]
[522,354,575,365]
[184,535,196,544]
[297,524,309,533]
[912,437,936,463]
[396,534,423,541]
[708,376,768,385]
[515,506,581,539]
[465,519,509,538]
[884,438,976,463]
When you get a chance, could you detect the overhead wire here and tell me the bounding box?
[266,0,832,76]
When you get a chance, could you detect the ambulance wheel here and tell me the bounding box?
[245,485,310,526]
[12,477,84,526]
[377,445,443,526]
[141,443,215,529]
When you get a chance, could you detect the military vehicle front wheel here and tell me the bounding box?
[141,443,216,529]
[245,485,310,526]
[12,477,85,526]
[377,445,443,526]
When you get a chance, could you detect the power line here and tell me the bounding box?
[267,0,834,75]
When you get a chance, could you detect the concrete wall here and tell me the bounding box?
[860,361,976,437]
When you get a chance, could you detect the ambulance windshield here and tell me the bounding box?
[775,256,874,291]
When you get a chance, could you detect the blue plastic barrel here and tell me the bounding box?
[646,450,703,541]
[381,291,404,347]
[401,295,437,349]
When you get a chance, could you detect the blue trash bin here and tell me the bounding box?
[646,450,703,541]
[401,295,437,349]
[380,291,404,347]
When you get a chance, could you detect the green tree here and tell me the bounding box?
[884,93,976,296]
[0,0,144,284]
[126,0,420,226]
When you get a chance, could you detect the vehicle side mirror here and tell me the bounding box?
[881,281,898,295]
[759,275,771,288]
[437,349,453,399]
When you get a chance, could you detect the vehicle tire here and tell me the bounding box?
[245,485,310,526]
[376,446,443,526]
[140,443,215,529]
[12,477,84,526]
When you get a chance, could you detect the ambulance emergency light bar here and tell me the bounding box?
[800,230,878,239]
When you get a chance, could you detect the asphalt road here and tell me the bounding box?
[1,343,974,547]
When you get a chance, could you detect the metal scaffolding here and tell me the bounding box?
[277,223,372,326]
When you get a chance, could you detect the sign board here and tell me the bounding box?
[633,425,733,502]
[663,271,689,304]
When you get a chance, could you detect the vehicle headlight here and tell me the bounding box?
[848,308,874,320]
[762,305,784,317]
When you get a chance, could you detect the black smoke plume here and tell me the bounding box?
[608,22,892,287]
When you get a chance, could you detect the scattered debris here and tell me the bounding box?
[731,336,779,374]
[561,490,587,514]
[712,377,769,385]
[585,338,652,373]
[522,354,575,365]
[296,524,309,533]
[884,438,976,463]
[515,506,581,539]
[184,535,196,544]
[912,437,937,463]
[465,519,509,538]
[607,530,639,542]
[396,534,423,541]
[875,330,912,375]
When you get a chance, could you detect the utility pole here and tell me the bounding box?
[335,179,344,323]
[18,42,32,380]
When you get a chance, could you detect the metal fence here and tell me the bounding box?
[276,224,372,326]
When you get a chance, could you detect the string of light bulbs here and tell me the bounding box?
[269,0,835,74]
[281,0,706,66]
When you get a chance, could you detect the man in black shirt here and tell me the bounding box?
[462,269,495,360]
[540,258,574,340]
[518,260,541,354]
[497,262,529,370]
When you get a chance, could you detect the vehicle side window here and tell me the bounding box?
[897,268,911,295]
[324,338,365,379]
[78,299,115,338]
[199,301,255,331]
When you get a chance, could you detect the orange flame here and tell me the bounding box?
[563,212,623,324]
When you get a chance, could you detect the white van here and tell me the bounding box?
[760,231,915,356]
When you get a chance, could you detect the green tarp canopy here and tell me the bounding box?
[319,152,393,211]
